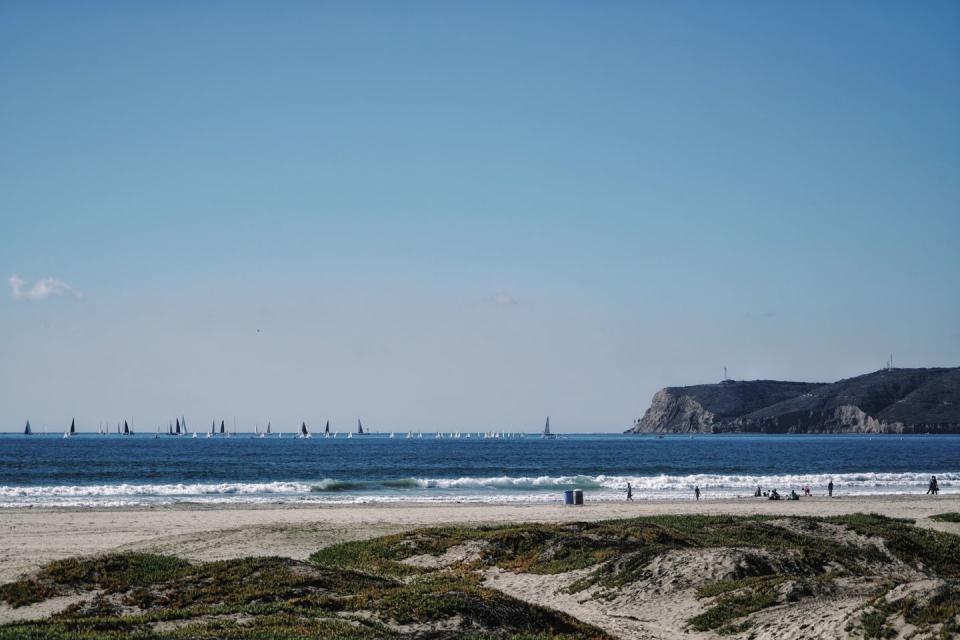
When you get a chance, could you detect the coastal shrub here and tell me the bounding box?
[860,608,899,639]
[1,550,614,639]
[901,583,960,637]
[930,512,960,523]
[0,578,58,608]
[370,572,607,638]
[39,553,190,592]
[695,574,786,598]
[309,534,425,577]
[688,584,779,632]
[828,514,960,578]
[0,553,190,608]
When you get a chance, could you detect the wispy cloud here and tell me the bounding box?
[493,293,518,307]
[8,275,81,301]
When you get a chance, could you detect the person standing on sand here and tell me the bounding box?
[626,482,634,501]
[927,476,939,495]
[828,479,834,497]
[694,486,701,501]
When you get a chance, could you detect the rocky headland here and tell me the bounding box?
[628,367,960,434]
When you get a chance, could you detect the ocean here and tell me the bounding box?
[0,433,956,508]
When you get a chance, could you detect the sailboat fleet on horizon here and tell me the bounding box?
[20,416,560,439]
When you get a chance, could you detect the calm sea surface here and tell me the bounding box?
[0,433,956,507]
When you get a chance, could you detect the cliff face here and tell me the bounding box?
[633,380,824,433]
[627,368,960,434]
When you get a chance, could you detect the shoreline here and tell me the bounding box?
[0,489,955,512]
[1,494,957,585]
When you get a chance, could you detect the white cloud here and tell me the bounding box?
[8,274,80,301]
[493,293,518,307]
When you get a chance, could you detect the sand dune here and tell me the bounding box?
[1,495,958,636]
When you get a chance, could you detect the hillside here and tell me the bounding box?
[627,367,960,434]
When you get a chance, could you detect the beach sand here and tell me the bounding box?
[2,494,958,584]
[2,495,958,636]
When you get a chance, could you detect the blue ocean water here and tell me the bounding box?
[0,433,956,507]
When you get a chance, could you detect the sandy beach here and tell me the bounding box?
[3,494,958,585]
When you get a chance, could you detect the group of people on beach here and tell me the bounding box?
[625,475,944,502]
[754,479,834,501]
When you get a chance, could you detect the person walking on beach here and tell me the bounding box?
[694,486,701,501]
[828,479,834,497]
[626,482,634,501]
[927,476,940,495]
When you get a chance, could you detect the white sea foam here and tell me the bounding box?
[0,471,953,508]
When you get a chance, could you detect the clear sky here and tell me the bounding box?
[1,1,958,433]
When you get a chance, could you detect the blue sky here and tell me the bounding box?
[1,1,958,432]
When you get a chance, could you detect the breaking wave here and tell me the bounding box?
[0,471,954,508]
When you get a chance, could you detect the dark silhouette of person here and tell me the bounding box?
[928,476,940,495]
[828,479,834,497]
[626,482,634,501]
[694,486,701,501]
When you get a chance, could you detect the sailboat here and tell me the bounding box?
[266,422,271,437]
[357,419,365,436]
[220,420,226,435]
[175,419,182,436]
[181,416,190,437]
[324,421,331,438]
[541,416,556,439]
[123,420,131,436]
[24,420,31,435]
[208,420,215,438]
[64,418,76,438]
[300,421,311,438]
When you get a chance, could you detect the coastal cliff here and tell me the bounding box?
[627,367,960,434]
